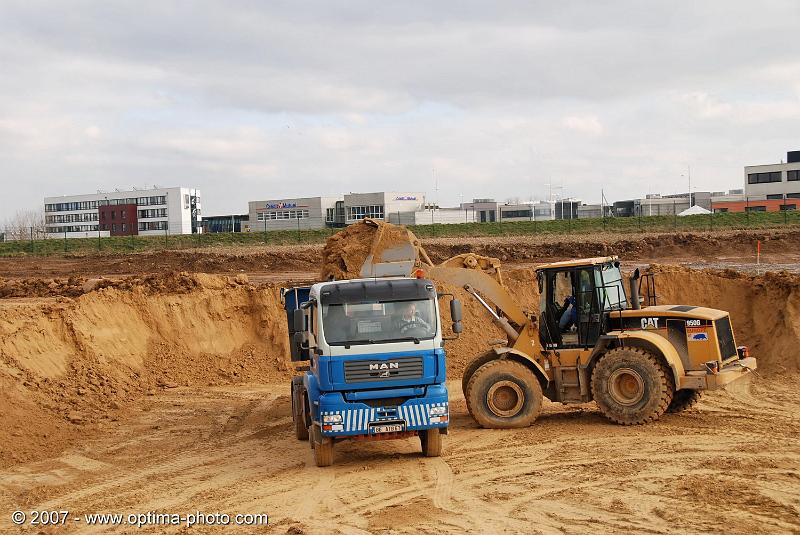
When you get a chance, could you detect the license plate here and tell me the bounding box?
[371,424,404,434]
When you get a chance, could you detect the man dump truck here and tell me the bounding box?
[321,219,757,430]
[283,272,463,466]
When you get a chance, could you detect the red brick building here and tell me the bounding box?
[99,204,139,236]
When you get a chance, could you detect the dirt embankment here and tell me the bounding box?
[651,266,800,375]
[2,263,800,468]
[0,273,290,467]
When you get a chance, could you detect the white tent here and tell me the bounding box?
[677,205,711,217]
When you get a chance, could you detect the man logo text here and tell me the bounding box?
[370,362,400,370]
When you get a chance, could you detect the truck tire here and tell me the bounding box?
[466,359,543,429]
[419,428,442,457]
[591,347,674,425]
[291,378,309,441]
[462,351,498,414]
[310,424,334,467]
[667,389,702,413]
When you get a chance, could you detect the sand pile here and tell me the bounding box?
[320,219,416,280]
[0,272,290,467]
[649,265,800,375]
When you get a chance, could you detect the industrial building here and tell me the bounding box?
[744,150,800,200]
[246,192,425,230]
[202,214,249,233]
[44,187,201,238]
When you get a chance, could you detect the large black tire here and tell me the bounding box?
[291,378,309,440]
[420,429,442,457]
[466,359,543,429]
[591,347,674,425]
[668,389,703,413]
[310,424,334,467]
[462,351,498,414]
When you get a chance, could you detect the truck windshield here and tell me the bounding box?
[595,263,628,310]
[322,298,437,346]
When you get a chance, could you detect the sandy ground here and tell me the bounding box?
[2,377,799,535]
[2,228,800,534]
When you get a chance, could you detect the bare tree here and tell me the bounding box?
[2,209,46,241]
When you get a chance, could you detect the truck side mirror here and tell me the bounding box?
[450,299,463,333]
[293,309,305,333]
[292,331,310,361]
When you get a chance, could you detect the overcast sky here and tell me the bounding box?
[1,1,799,218]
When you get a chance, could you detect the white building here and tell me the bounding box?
[346,192,425,225]
[247,197,340,231]
[44,187,201,238]
[744,151,800,200]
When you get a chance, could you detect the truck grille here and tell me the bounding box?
[344,356,424,383]
[715,317,737,360]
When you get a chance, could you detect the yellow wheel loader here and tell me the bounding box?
[356,219,757,427]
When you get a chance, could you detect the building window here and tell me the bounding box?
[184,194,190,209]
[137,208,167,219]
[745,206,767,212]
[501,209,532,219]
[347,205,384,220]
[715,208,729,213]
[789,170,800,181]
[747,172,782,184]
[767,194,785,200]
[788,193,800,199]
[121,223,127,232]
[780,204,796,211]
[138,221,168,231]
[112,224,117,232]
[326,208,335,223]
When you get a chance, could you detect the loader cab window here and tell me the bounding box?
[539,267,603,349]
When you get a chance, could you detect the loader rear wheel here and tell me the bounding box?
[667,389,703,413]
[462,351,498,414]
[311,424,334,467]
[591,347,673,425]
[466,360,543,428]
[420,429,442,457]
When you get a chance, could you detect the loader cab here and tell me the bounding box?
[537,257,628,350]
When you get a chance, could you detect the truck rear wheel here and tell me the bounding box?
[291,378,309,441]
[667,389,702,413]
[310,424,334,467]
[466,359,543,428]
[591,347,674,425]
[420,429,442,457]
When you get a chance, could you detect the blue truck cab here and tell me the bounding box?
[283,277,462,466]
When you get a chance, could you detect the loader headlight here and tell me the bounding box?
[322,414,342,424]
[428,406,448,416]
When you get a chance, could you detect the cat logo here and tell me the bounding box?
[641,317,660,329]
[370,362,400,371]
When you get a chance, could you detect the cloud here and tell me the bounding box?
[1,0,800,219]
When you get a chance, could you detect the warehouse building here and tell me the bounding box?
[247,192,426,230]
[44,187,201,238]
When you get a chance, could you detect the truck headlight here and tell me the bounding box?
[428,406,448,416]
[322,414,343,424]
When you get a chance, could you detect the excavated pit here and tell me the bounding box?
[1,266,798,468]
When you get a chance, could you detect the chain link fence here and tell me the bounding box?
[1,201,799,256]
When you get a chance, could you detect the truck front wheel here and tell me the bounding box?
[310,424,334,467]
[466,359,543,428]
[420,429,442,457]
[591,347,674,425]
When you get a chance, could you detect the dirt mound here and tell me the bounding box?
[0,272,290,467]
[649,266,800,375]
[320,219,415,280]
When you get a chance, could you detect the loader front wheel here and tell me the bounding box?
[466,360,543,428]
[591,347,673,425]
[667,389,702,413]
[462,351,498,414]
